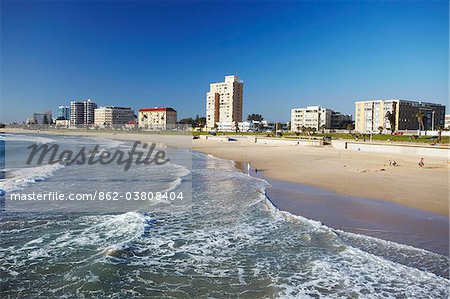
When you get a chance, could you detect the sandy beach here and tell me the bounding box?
[4,128,449,216]
[192,138,449,216]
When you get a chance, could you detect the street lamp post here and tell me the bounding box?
[432,111,435,131]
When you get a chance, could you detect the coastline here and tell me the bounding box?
[3,129,449,255]
[230,156,449,256]
[192,138,449,217]
[4,128,449,215]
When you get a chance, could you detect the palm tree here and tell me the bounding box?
[320,124,327,134]
[295,125,301,136]
[378,126,384,135]
[416,111,425,133]
[346,123,354,134]
[385,111,395,133]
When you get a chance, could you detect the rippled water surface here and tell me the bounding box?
[0,134,448,298]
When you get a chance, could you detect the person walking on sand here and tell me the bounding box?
[419,158,424,168]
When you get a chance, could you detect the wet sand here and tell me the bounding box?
[261,174,449,256]
[230,160,449,256]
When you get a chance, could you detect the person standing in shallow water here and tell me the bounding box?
[419,158,425,168]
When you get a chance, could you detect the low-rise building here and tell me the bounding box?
[445,114,450,129]
[330,111,353,129]
[29,111,53,124]
[94,106,134,127]
[291,106,350,131]
[125,120,138,129]
[138,107,177,130]
[214,120,268,132]
[354,99,445,133]
[55,118,70,128]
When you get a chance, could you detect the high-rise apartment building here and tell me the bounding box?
[58,105,71,120]
[94,106,134,127]
[70,99,97,125]
[206,75,243,131]
[290,106,351,131]
[354,99,445,133]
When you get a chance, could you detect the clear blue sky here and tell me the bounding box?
[1,0,448,123]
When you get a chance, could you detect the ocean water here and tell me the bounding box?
[0,134,449,298]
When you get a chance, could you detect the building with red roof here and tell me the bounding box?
[138,107,177,130]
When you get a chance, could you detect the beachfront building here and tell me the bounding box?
[138,107,177,130]
[58,105,71,120]
[55,117,70,128]
[70,99,97,126]
[206,75,243,131]
[354,99,446,133]
[214,120,269,132]
[290,106,351,132]
[94,106,134,127]
[330,111,353,129]
[445,115,450,129]
[29,111,53,124]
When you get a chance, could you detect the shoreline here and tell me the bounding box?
[230,156,449,256]
[3,129,449,256]
[192,138,449,217]
[4,128,449,215]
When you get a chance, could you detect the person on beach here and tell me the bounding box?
[419,158,424,168]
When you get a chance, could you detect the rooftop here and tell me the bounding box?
[139,107,176,112]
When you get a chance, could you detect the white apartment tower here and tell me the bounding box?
[70,99,97,125]
[206,75,243,131]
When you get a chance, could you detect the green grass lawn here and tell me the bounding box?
[193,131,449,144]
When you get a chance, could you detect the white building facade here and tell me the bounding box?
[291,106,330,131]
[206,75,243,131]
[445,114,450,129]
[291,106,352,132]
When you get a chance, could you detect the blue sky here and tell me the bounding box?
[1,0,448,123]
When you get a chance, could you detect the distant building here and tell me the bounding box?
[216,120,268,132]
[94,106,134,127]
[445,114,450,129]
[70,99,97,125]
[330,111,352,129]
[206,75,243,131]
[30,111,53,125]
[58,105,70,120]
[55,118,70,128]
[125,120,138,129]
[290,106,351,131]
[354,99,445,133]
[138,107,177,130]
